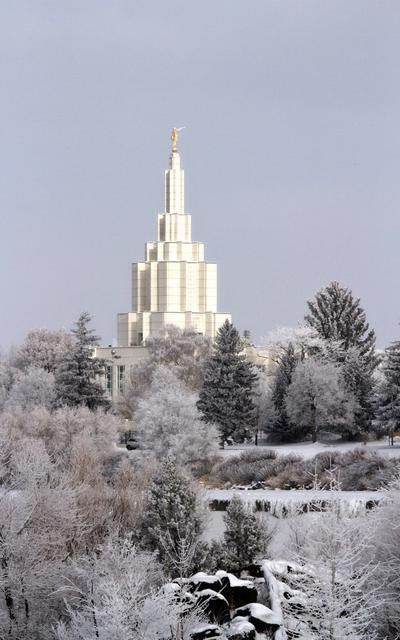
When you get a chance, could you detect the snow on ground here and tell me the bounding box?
[219,440,400,459]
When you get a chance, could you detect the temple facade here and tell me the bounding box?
[117,129,231,346]
[95,130,232,399]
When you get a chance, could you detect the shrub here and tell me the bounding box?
[210,447,400,491]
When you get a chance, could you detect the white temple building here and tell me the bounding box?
[117,128,231,346]
[95,129,232,398]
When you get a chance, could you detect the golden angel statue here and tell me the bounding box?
[170,126,185,152]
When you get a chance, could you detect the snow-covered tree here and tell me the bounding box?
[212,495,270,574]
[120,325,212,418]
[135,366,218,471]
[253,368,276,443]
[146,325,212,389]
[55,312,109,411]
[285,359,355,442]
[369,479,400,639]
[261,325,327,364]
[54,539,203,640]
[140,456,205,577]
[269,342,300,439]
[305,283,378,435]
[14,328,72,374]
[305,281,377,363]
[283,507,377,639]
[5,366,55,412]
[0,440,84,639]
[0,359,15,411]
[339,346,376,437]
[197,320,258,445]
[375,340,400,443]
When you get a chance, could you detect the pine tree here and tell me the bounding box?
[54,312,110,411]
[197,320,258,445]
[305,281,377,364]
[375,341,400,444]
[140,456,204,577]
[305,282,378,434]
[218,495,268,574]
[270,342,300,439]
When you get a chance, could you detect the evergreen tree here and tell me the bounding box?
[375,341,400,443]
[55,312,109,411]
[340,347,375,437]
[270,342,300,439]
[305,281,377,365]
[140,456,204,577]
[197,320,257,445]
[215,495,268,574]
[305,282,378,434]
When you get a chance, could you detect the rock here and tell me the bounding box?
[215,571,258,609]
[234,603,281,635]
[190,624,224,639]
[196,589,231,625]
[189,572,224,594]
[225,616,256,639]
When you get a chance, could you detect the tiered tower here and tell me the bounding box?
[117,129,231,346]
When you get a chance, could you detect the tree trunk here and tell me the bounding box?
[311,407,317,443]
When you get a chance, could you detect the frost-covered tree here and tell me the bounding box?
[54,539,203,640]
[14,328,72,373]
[140,456,204,577]
[339,346,376,437]
[0,359,15,411]
[305,281,377,363]
[375,341,400,443]
[269,342,299,439]
[5,366,55,412]
[55,312,109,410]
[369,479,400,639]
[281,506,377,640]
[120,325,212,418]
[197,320,258,445]
[135,366,218,471]
[146,325,212,389]
[253,368,275,443]
[305,283,378,434]
[261,325,328,364]
[212,495,270,574]
[0,441,84,640]
[285,359,354,442]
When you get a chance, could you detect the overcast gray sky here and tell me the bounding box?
[1,1,399,350]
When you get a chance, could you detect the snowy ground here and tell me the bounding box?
[219,439,400,459]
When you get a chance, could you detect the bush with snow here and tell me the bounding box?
[210,447,400,491]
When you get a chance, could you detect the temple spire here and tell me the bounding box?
[165,127,185,213]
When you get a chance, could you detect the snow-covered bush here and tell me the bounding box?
[210,447,400,490]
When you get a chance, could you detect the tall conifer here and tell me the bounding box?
[55,312,109,410]
[197,320,257,445]
[305,282,378,434]
[375,341,400,443]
